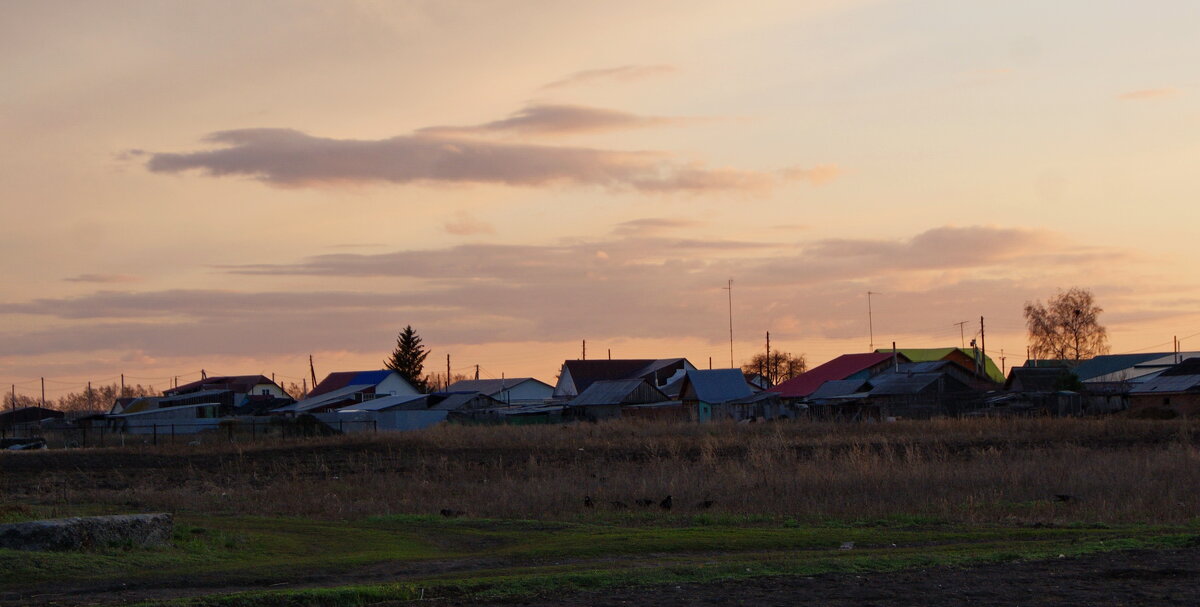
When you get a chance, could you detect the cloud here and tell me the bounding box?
[443,212,495,236]
[63,273,141,284]
[420,104,696,137]
[540,64,676,90]
[612,217,703,236]
[780,164,841,185]
[1117,88,1179,101]
[146,128,779,193]
[2,226,1130,358]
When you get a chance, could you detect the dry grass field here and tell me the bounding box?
[5,417,1199,524]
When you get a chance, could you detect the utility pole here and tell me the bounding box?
[980,316,986,379]
[475,364,480,380]
[10,384,14,414]
[765,331,771,386]
[1001,349,1007,377]
[120,374,125,398]
[607,348,611,361]
[867,291,880,351]
[40,377,45,407]
[302,377,307,395]
[954,321,968,349]
[724,279,734,367]
[582,340,586,360]
[309,355,317,390]
[445,354,451,390]
[708,357,712,370]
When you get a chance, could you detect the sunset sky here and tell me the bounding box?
[3,1,1199,399]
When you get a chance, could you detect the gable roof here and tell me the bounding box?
[771,352,900,398]
[1129,358,1200,395]
[308,370,397,397]
[569,379,669,406]
[557,359,690,395]
[878,348,1004,383]
[680,369,753,404]
[445,377,552,396]
[165,374,274,396]
[868,373,945,396]
[1071,353,1169,382]
[808,379,871,400]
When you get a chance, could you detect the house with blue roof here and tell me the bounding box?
[274,369,421,415]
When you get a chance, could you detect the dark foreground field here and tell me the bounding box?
[2,418,1200,606]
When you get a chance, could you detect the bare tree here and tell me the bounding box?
[742,351,807,387]
[1024,287,1110,363]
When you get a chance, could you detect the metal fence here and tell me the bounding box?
[1,418,378,449]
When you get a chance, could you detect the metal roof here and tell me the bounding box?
[445,378,551,395]
[308,370,397,397]
[275,383,374,413]
[808,379,871,399]
[337,393,427,412]
[868,373,942,396]
[1072,353,1174,382]
[682,369,752,403]
[771,353,898,398]
[569,379,667,406]
[1129,373,1200,394]
[878,348,1004,383]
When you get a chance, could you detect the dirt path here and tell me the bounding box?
[435,548,1200,607]
[5,548,1199,606]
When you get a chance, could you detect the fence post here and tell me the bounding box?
[374,420,378,433]
[228,422,234,442]
[171,424,176,444]
[153,424,157,446]
[339,419,344,434]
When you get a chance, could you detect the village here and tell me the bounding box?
[5,341,1198,449]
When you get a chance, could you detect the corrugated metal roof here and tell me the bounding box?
[308,370,396,397]
[558,359,690,395]
[445,378,550,395]
[569,379,667,406]
[683,369,752,403]
[809,379,870,399]
[1072,353,1172,382]
[337,394,427,412]
[868,373,942,396]
[165,375,272,396]
[771,353,898,398]
[1129,374,1200,394]
[276,383,374,413]
[879,348,1004,383]
[429,392,501,411]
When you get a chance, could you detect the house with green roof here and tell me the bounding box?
[876,347,1004,384]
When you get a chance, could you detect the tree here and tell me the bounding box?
[1024,287,1110,363]
[385,325,430,392]
[741,351,807,387]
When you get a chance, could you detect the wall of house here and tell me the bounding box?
[376,374,421,397]
[324,410,447,432]
[495,381,553,404]
[250,383,288,398]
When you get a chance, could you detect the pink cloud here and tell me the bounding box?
[540,64,676,90]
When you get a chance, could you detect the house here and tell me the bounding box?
[165,374,288,399]
[1128,358,1200,416]
[865,364,978,418]
[771,352,907,399]
[877,348,1004,385]
[677,369,753,422]
[0,406,65,434]
[275,370,421,415]
[449,404,565,426]
[106,402,223,435]
[445,377,554,405]
[553,359,694,399]
[331,391,502,432]
[1073,352,1200,391]
[564,379,671,421]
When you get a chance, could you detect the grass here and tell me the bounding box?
[4,418,1200,605]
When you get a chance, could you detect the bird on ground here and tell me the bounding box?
[659,495,673,510]
[584,496,594,508]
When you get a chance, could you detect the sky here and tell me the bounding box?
[3,0,1200,398]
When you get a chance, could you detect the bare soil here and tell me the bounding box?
[441,548,1200,607]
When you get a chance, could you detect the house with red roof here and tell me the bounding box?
[770,352,908,399]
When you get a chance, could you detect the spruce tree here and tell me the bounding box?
[385,325,430,392]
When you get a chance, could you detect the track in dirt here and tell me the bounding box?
[436,548,1200,607]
